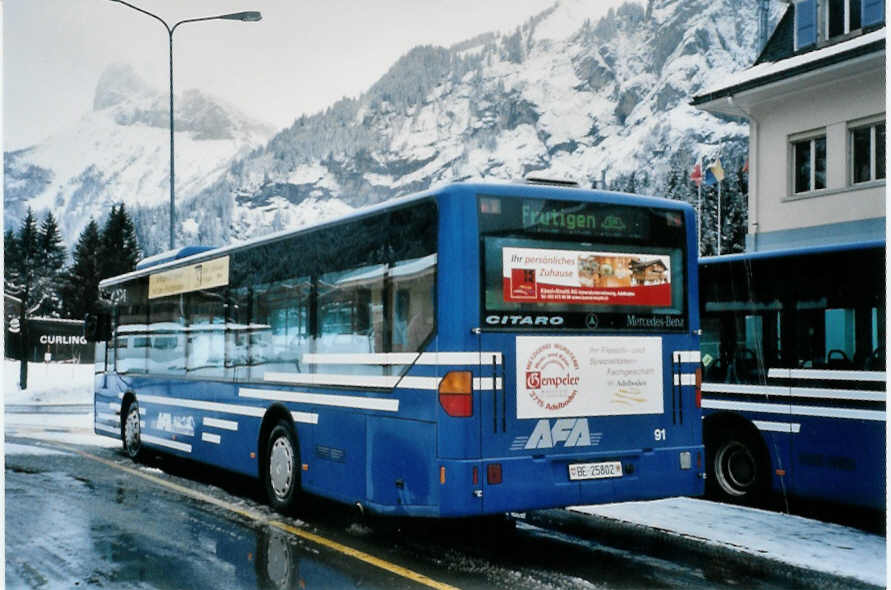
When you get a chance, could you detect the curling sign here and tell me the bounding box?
[502,247,671,307]
[516,336,664,419]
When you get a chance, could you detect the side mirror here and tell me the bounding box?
[84,312,112,342]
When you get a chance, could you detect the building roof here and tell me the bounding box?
[692,27,885,116]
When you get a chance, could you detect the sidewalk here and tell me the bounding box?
[562,498,886,587]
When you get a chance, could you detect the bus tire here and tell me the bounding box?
[121,398,143,461]
[263,421,300,512]
[706,426,767,505]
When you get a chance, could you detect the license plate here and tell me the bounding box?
[568,461,624,481]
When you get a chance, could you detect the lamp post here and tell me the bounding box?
[110,1,262,250]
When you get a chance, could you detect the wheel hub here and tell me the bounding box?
[716,440,756,496]
[124,406,140,451]
[269,437,294,499]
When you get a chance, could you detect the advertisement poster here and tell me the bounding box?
[502,247,671,307]
[516,336,664,419]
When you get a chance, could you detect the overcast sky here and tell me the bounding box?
[4,0,634,151]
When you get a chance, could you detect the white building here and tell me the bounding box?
[693,0,885,252]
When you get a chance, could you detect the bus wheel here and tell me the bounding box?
[122,400,142,460]
[264,421,300,512]
[707,428,766,505]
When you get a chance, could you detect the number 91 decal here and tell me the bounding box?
[654,428,667,441]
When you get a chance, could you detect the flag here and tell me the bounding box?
[704,158,725,185]
[690,158,703,187]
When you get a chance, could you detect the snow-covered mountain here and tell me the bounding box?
[4,63,273,246]
[6,0,782,256]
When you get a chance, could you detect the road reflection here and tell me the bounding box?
[5,445,395,590]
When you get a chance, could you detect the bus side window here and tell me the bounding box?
[116,280,148,374]
[389,255,435,354]
[700,316,725,382]
[188,288,226,377]
[149,294,185,376]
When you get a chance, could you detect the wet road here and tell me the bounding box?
[5,434,875,590]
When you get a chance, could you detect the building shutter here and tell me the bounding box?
[862,0,885,27]
[795,0,818,49]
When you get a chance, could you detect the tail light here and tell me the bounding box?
[695,366,702,408]
[439,371,473,417]
[486,463,502,485]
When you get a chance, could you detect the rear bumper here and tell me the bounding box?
[433,445,705,517]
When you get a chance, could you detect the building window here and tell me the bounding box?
[827,0,862,38]
[792,134,826,194]
[850,121,885,184]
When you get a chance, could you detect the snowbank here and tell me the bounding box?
[3,359,94,405]
[571,498,886,587]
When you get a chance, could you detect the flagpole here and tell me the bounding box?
[697,181,702,255]
[717,180,722,256]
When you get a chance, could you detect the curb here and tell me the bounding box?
[521,508,881,589]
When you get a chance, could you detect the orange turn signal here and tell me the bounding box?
[439,371,473,417]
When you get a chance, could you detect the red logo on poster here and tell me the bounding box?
[526,371,542,389]
[511,268,537,299]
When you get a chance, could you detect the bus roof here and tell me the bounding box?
[700,239,885,266]
[101,180,692,289]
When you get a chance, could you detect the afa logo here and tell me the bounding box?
[524,418,591,450]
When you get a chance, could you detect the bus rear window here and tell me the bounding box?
[479,195,688,331]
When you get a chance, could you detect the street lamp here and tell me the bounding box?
[110,1,262,250]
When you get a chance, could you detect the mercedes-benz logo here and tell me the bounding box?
[585,314,599,329]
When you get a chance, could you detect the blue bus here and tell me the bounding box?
[90,181,704,517]
[699,241,886,510]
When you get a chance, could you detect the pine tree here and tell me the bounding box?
[5,208,40,312]
[99,204,141,280]
[61,219,102,320]
[5,208,41,388]
[33,211,66,317]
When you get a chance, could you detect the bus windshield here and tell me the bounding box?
[480,195,688,331]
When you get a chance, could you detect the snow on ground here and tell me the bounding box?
[4,360,93,405]
[572,498,886,586]
[3,360,887,586]
[4,360,118,449]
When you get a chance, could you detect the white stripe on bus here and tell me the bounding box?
[291,411,319,424]
[95,423,119,435]
[703,383,790,396]
[239,388,399,412]
[767,368,886,382]
[673,374,698,386]
[141,434,192,453]
[203,417,239,431]
[701,399,886,421]
[136,394,319,425]
[673,351,701,363]
[473,377,504,391]
[97,412,118,423]
[201,432,222,444]
[752,420,801,433]
[302,352,503,366]
[264,372,502,392]
[703,382,886,402]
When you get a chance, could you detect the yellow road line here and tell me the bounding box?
[53,443,459,590]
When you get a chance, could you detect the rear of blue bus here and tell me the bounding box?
[434,183,704,516]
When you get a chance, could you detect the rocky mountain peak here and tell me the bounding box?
[93,63,156,111]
